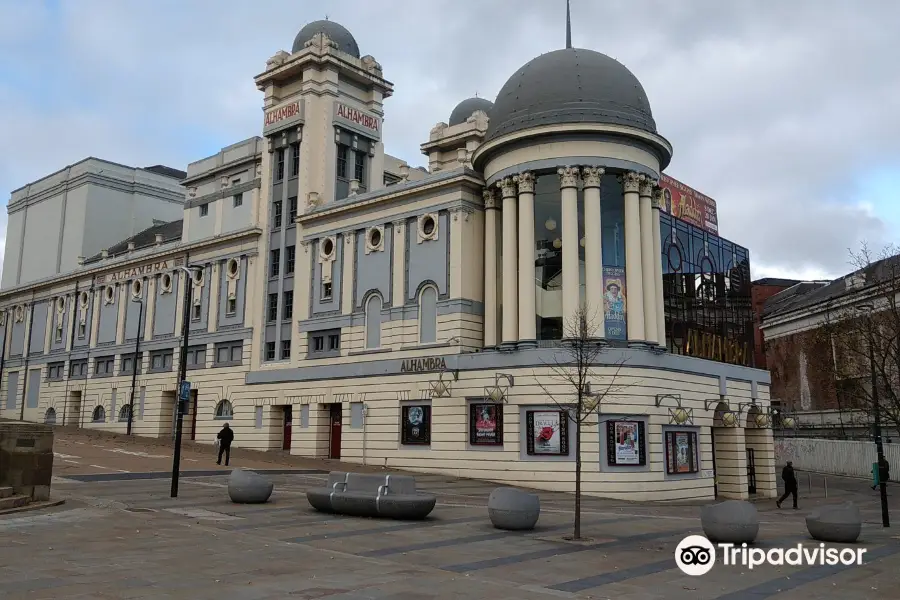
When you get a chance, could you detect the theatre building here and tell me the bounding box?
[0,19,773,501]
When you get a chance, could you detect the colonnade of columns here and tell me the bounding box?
[482,168,666,349]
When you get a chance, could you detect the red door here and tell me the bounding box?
[329,404,342,459]
[282,406,293,451]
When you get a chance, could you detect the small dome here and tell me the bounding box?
[448,97,494,126]
[486,48,656,142]
[292,20,360,58]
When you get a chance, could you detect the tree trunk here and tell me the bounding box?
[574,414,582,540]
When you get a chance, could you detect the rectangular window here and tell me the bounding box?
[213,340,243,367]
[288,196,297,223]
[283,291,293,320]
[185,345,206,370]
[276,148,285,181]
[328,333,340,351]
[354,151,365,184]
[665,431,699,475]
[94,355,115,377]
[312,335,325,351]
[281,339,291,360]
[232,178,241,186]
[267,293,278,322]
[233,193,243,208]
[149,350,174,372]
[309,329,340,356]
[120,352,143,375]
[290,143,300,177]
[286,245,296,274]
[401,405,431,445]
[199,203,209,217]
[69,359,88,379]
[191,303,201,322]
[270,249,280,277]
[226,297,237,316]
[265,341,276,361]
[336,144,348,178]
[47,362,65,381]
[273,200,283,228]
[322,281,332,300]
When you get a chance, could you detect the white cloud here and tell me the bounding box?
[1,0,899,282]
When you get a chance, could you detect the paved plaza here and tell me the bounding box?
[2,430,900,599]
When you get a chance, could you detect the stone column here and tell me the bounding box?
[483,189,499,348]
[639,177,658,345]
[582,167,605,339]
[652,186,666,347]
[515,172,537,346]
[559,167,581,334]
[499,177,518,346]
[622,172,645,342]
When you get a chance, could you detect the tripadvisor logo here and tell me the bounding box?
[675,535,867,576]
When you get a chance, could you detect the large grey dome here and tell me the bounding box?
[449,97,493,126]
[292,20,360,58]
[486,48,656,142]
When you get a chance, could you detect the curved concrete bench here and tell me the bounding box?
[806,502,862,543]
[700,500,759,543]
[306,472,436,520]
[488,487,540,531]
[228,469,274,504]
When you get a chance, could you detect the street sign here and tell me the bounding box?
[179,381,191,402]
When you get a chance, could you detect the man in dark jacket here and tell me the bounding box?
[872,457,890,490]
[216,423,234,466]
[776,461,798,509]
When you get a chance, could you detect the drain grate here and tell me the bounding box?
[124,507,157,513]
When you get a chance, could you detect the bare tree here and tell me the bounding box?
[534,304,628,540]
[818,243,900,437]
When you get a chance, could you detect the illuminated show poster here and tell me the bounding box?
[665,430,699,474]
[606,420,647,466]
[401,405,431,445]
[602,266,627,340]
[469,403,503,446]
[526,410,569,456]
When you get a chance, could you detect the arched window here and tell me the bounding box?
[92,406,106,423]
[418,285,437,344]
[365,294,382,349]
[215,400,233,419]
[118,405,131,422]
[44,408,57,425]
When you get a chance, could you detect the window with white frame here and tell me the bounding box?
[419,285,438,344]
[215,400,233,419]
[365,294,382,349]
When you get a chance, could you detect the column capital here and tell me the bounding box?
[582,166,605,189]
[514,171,535,194]
[651,186,663,210]
[392,219,406,231]
[497,176,517,199]
[558,166,581,189]
[639,177,656,197]
[483,188,499,210]
[622,171,644,193]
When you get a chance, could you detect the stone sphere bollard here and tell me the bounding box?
[700,500,759,544]
[806,502,862,543]
[488,487,540,530]
[227,469,274,504]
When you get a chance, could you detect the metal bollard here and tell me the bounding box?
[824,476,828,498]
[808,472,812,494]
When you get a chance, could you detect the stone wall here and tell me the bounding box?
[0,420,54,501]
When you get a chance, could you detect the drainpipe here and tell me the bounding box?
[61,280,80,426]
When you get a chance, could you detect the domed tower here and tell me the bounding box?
[473,42,672,350]
[251,20,394,368]
[421,96,494,173]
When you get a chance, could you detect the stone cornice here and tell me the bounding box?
[182,154,263,186]
[184,179,261,209]
[7,172,183,214]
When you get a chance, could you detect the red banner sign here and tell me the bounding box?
[658,175,719,235]
[264,101,301,127]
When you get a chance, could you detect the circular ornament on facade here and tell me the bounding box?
[422,215,436,236]
[80,291,90,307]
[673,407,689,424]
[545,218,557,231]
[321,237,335,259]
[160,273,173,292]
[104,286,115,304]
[722,411,737,427]
[191,269,204,286]
[368,227,382,248]
[227,258,240,279]
[56,296,66,311]
[131,279,143,298]
[553,238,562,249]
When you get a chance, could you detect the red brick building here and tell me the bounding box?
[751,278,800,369]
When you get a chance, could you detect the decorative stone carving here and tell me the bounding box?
[514,172,535,194]
[430,122,448,140]
[806,502,862,543]
[0,311,6,327]
[14,305,25,323]
[557,166,580,189]
[225,258,241,304]
[393,220,406,236]
[220,176,229,189]
[399,164,410,182]
[255,161,262,178]
[305,32,338,54]
[582,166,605,188]
[417,214,439,244]
[349,179,360,196]
[266,50,289,69]
[191,269,204,310]
[103,286,116,306]
[361,55,383,74]
[497,177,517,199]
[639,177,655,197]
[366,225,385,254]
[318,235,337,285]
[301,241,310,254]
[483,188,498,210]
[228,469,274,504]
[159,272,173,295]
[622,171,644,193]
[130,279,143,300]
[306,192,321,210]
[188,187,197,198]
[652,186,663,210]
[700,500,760,543]
[488,487,541,530]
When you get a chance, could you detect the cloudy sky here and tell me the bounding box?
[1,0,898,281]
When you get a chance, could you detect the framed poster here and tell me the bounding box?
[606,420,647,466]
[665,430,698,474]
[526,410,569,456]
[469,403,503,446]
[401,405,431,445]
[602,266,627,340]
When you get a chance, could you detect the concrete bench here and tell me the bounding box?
[306,471,436,520]
[488,487,540,530]
[700,500,759,543]
[806,502,862,543]
[228,469,274,504]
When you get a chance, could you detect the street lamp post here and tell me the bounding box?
[171,264,200,498]
[857,303,890,527]
[126,296,143,436]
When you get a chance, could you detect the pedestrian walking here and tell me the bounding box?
[872,456,890,490]
[216,422,234,466]
[776,460,798,509]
